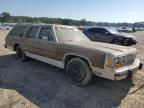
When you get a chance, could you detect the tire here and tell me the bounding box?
[16,46,28,61]
[112,39,120,45]
[121,40,129,46]
[66,58,93,86]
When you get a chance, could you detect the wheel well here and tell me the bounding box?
[14,43,19,51]
[64,55,91,70]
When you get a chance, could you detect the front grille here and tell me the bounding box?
[126,54,136,65]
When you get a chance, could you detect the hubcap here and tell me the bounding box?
[68,63,86,83]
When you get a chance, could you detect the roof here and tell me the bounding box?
[16,23,76,28]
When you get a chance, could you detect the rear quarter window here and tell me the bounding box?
[8,26,28,37]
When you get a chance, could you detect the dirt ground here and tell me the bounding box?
[0,30,144,108]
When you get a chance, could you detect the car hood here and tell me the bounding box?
[64,41,136,55]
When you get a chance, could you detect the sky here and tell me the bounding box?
[0,0,144,23]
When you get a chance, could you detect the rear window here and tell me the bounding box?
[9,26,27,37]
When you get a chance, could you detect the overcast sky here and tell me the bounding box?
[0,0,143,23]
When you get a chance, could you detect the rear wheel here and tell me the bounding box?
[66,58,93,86]
[112,39,121,45]
[16,46,28,61]
[121,40,129,46]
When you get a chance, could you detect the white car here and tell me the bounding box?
[5,26,12,30]
[0,26,12,30]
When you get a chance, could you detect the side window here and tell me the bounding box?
[38,27,55,41]
[95,28,103,33]
[88,28,107,34]
[99,28,108,34]
[9,26,27,37]
[88,28,99,33]
[26,27,39,38]
[88,28,95,33]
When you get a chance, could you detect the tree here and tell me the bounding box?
[0,12,11,23]
[80,19,87,25]
[62,19,73,25]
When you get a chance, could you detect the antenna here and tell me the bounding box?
[68,9,72,19]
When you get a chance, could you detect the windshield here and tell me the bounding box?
[107,28,120,34]
[55,26,89,42]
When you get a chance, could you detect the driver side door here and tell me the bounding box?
[94,28,112,43]
[34,26,57,60]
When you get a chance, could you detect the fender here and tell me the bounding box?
[63,52,93,69]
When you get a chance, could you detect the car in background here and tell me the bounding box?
[83,27,138,46]
[117,27,135,33]
[4,26,12,30]
[0,25,3,29]
[135,27,144,31]
[6,26,11,30]
[0,25,13,30]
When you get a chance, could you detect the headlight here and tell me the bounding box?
[107,56,126,68]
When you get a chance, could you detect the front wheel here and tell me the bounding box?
[120,39,129,46]
[66,58,93,86]
[111,39,121,45]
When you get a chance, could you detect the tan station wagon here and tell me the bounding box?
[5,24,143,86]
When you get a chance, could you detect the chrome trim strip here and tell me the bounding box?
[25,52,64,69]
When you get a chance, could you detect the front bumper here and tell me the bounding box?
[132,40,138,45]
[127,39,138,45]
[114,58,142,80]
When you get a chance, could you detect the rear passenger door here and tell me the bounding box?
[22,26,39,53]
[34,26,57,60]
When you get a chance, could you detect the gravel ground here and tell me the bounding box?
[0,30,144,108]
